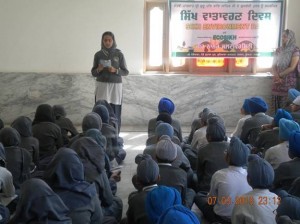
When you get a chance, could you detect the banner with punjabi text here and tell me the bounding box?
[169,1,283,58]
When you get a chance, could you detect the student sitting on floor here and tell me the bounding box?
[9,178,71,224]
[148,97,183,142]
[232,154,278,224]
[52,105,78,146]
[145,185,182,224]
[264,118,300,169]
[122,154,160,224]
[194,136,252,224]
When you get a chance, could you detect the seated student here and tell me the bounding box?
[185,116,202,145]
[94,99,120,134]
[148,97,183,142]
[191,107,216,150]
[157,204,200,224]
[32,104,63,165]
[44,147,104,224]
[85,128,121,195]
[265,118,300,169]
[252,109,293,156]
[240,96,273,145]
[273,131,300,191]
[142,122,191,173]
[52,105,79,146]
[11,116,39,166]
[68,112,102,146]
[9,178,71,224]
[146,113,180,146]
[194,136,252,224]
[0,127,31,190]
[145,186,182,224]
[122,154,159,224]
[0,143,17,209]
[70,137,123,222]
[232,155,278,224]
[155,136,195,208]
[290,95,300,124]
[196,116,229,193]
[288,88,300,103]
[93,105,126,164]
[276,190,300,223]
[231,98,252,138]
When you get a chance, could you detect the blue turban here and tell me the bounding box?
[288,88,300,102]
[155,123,174,138]
[247,96,268,114]
[227,136,250,166]
[146,186,182,223]
[247,154,274,189]
[279,118,300,141]
[156,135,177,162]
[206,116,226,141]
[157,205,200,224]
[242,99,251,114]
[289,131,300,158]
[137,154,159,185]
[277,190,300,220]
[274,109,293,127]
[158,97,175,115]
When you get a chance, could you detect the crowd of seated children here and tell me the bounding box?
[1,92,300,223]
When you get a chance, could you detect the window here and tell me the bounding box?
[144,0,284,74]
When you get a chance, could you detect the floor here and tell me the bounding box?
[115,129,205,221]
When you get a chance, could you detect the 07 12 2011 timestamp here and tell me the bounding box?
[207,196,281,206]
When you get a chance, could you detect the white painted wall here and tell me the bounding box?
[286,0,300,40]
[0,0,144,74]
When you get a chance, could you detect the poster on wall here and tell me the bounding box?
[169,1,283,58]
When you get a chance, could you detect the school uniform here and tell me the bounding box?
[44,148,104,224]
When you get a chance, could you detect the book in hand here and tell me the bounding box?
[99,59,111,67]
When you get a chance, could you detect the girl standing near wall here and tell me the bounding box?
[91,31,129,133]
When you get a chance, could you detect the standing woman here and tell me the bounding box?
[91,31,129,133]
[272,29,300,113]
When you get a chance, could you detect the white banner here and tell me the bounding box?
[169,1,283,57]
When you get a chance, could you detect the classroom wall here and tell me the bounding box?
[0,0,297,130]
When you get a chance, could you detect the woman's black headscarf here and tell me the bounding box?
[32,104,55,125]
[0,127,21,147]
[70,137,106,178]
[44,148,97,210]
[11,116,33,137]
[12,178,71,224]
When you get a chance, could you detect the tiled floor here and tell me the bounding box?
[115,131,149,218]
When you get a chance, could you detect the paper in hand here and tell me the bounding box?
[99,59,111,67]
